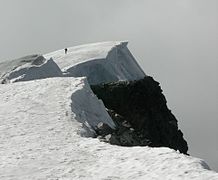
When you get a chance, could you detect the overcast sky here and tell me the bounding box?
[0,0,218,171]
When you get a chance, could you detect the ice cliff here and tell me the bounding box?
[44,41,146,84]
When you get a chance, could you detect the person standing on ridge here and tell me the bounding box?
[65,48,68,54]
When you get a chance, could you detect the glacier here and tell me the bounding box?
[0,41,218,179]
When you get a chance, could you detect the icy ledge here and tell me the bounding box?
[0,77,217,179]
[44,41,146,84]
[0,41,145,84]
[0,55,62,83]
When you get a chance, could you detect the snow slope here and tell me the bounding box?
[44,41,146,84]
[0,41,145,85]
[70,77,116,135]
[0,77,217,180]
[0,55,62,83]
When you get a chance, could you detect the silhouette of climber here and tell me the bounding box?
[65,48,68,54]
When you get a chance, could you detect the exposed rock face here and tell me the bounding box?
[91,76,188,154]
[95,110,152,147]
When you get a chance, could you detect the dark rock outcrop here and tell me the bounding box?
[91,76,188,154]
[95,110,152,146]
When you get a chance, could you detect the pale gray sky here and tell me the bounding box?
[0,0,218,171]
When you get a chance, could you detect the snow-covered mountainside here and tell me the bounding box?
[0,42,145,85]
[44,41,145,84]
[0,41,218,179]
[0,55,62,84]
[0,78,218,180]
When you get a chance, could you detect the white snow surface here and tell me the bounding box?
[0,55,62,84]
[44,41,146,84]
[0,41,145,85]
[0,77,218,180]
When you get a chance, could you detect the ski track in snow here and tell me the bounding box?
[0,77,218,180]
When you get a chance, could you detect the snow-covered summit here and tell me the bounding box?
[44,41,146,84]
[45,41,127,68]
[0,41,145,85]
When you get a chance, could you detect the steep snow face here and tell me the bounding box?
[70,77,116,135]
[0,77,218,179]
[0,55,62,83]
[0,42,145,85]
[44,41,146,85]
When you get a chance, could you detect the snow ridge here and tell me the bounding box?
[0,77,217,179]
[44,41,146,84]
[0,42,218,179]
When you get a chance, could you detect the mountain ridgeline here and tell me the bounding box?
[2,41,218,179]
[91,76,188,154]
[0,41,188,154]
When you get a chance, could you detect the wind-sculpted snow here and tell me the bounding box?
[44,41,146,84]
[0,42,145,85]
[0,55,62,83]
[70,78,115,137]
[0,78,217,179]
[0,42,217,178]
